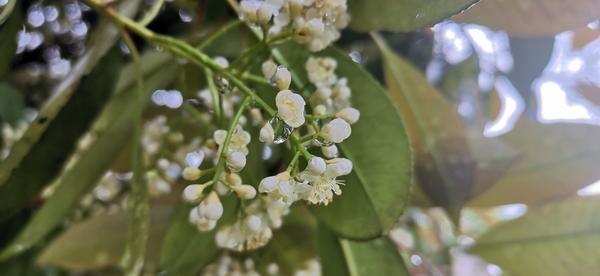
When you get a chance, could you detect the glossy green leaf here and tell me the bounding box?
[275,43,412,239]
[0,0,142,221]
[255,206,317,275]
[0,83,24,127]
[37,204,173,270]
[469,120,600,206]
[318,225,409,276]
[454,0,600,37]
[0,52,178,260]
[348,0,477,32]
[376,37,472,220]
[471,196,600,275]
[159,196,238,275]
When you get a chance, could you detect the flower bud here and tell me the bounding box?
[336,107,360,124]
[262,59,277,79]
[273,66,292,90]
[240,0,260,22]
[321,145,338,158]
[196,217,217,231]
[185,151,205,168]
[245,215,262,233]
[307,156,326,175]
[226,151,247,172]
[259,122,275,143]
[226,173,243,186]
[256,2,274,25]
[326,158,353,177]
[249,108,263,125]
[320,118,351,143]
[233,184,257,200]
[182,167,202,181]
[213,56,229,68]
[314,104,327,116]
[182,184,206,202]
[276,90,306,128]
[198,191,223,220]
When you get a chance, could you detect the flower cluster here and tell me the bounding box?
[211,56,359,251]
[239,0,350,51]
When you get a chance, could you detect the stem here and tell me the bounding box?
[204,68,223,126]
[138,0,164,26]
[211,97,252,184]
[286,151,302,172]
[83,0,312,161]
[197,20,242,50]
[118,28,149,276]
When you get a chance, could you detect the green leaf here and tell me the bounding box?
[348,0,477,32]
[37,204,173,270]
[376,36,472,220]
[255,206,318,275]
[471,196,600,275]
[0,83,24,127]
[0,2,21,78]
[0,0,143,221]
[454,0,600,36]
[275,43,412,239]
[0,47,124,223]
[318,225,409,276]
[0,51,178,260]
[469,120,600,206]
[158,196,238,275]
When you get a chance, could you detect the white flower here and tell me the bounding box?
[216,220,273,251]
[182,184,206,203]
[259,122,275,143]
[273,66,292,90]
[276,90,306,128]
[189,208,217,231]
[325,158,353,177]
[259,171,304,203]
[240,0,260,22]
[197,191,223,220]
[256,2,275,25]
[320,118,351,143]
[227,151,247,172]
[306,57,337,87]
[336,107,360,124]
[245,215,263,233]
[232,184,257,200]
[321,145,338,158]
[307,156,326,175]
[185,151,205,168]
[262,59,278,79]
[214,126,251,155]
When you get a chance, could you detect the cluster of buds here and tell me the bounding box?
[239,0,350,51]
[212,55,359,251]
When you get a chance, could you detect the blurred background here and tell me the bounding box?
[0,0,599,275]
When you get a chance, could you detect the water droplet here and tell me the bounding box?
[269,117,293,144]
[314,135,334,147]
[178,9,193,23]
[214,76,231,94]
[0,0,8,7]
